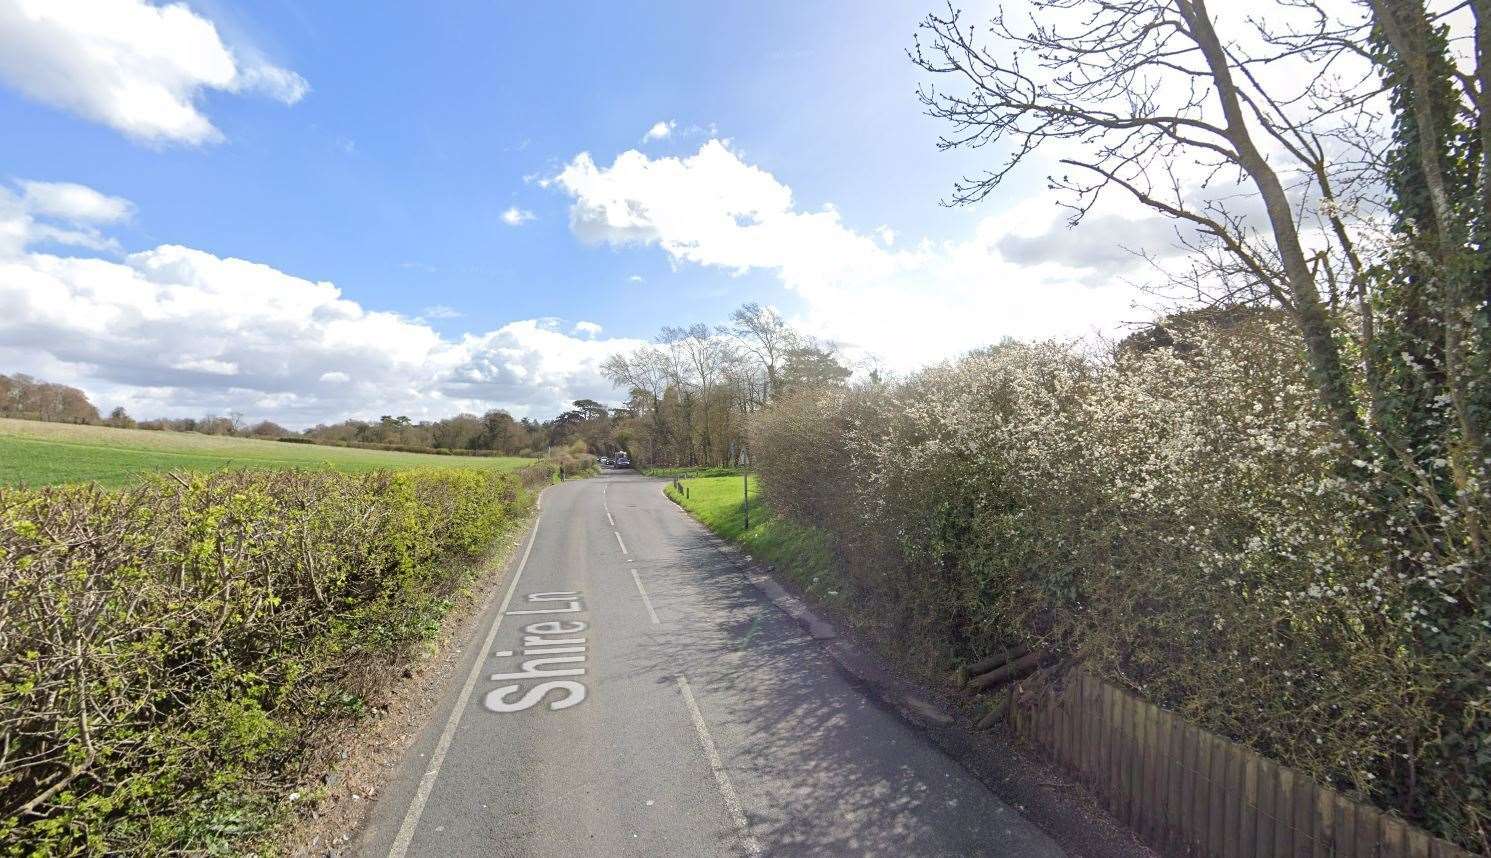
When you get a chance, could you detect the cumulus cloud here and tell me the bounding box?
[997,213,1195,270]
[572,320,603,337]
[553,140,1156,369]
[0,179,646,427]
[0,0,308,145]
[19,180,134,223]
[501,206,536,226]
[643,120,676,142]
[0,181,124,254]
[421,304,463,319]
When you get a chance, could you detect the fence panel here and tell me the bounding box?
[1006,668,1477,858]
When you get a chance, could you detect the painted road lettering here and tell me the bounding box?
[483,592,590,713]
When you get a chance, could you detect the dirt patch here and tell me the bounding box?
[278,512,536,857]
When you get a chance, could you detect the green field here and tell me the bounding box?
[664,474,840,604]
[0,418,535,488]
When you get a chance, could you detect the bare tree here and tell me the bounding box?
[723,302,797,405]
[913,2,1490,845]
[910,0,1383,448]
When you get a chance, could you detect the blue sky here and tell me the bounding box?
[0,0,1148,426]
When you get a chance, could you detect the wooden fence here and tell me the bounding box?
[1008,668,1480,857]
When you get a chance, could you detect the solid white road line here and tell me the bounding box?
[614,530,628,555]
[387,513,544,858]
[676,676,763,856]
[606,511,615,527]
[630,569,660,624]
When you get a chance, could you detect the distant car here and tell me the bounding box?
[615,454,631,468]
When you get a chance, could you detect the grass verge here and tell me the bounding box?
[663,475,842,606]
[642,465,741,479]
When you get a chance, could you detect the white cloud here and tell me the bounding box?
[572,320,603,338]
[0,180,123,254]
[501,206,536,226]
[874,225,896,246]
[553,140,1155,369]
[0,0,307,145]
[421,304,463,319]
[627,274,645,283]
[0,179,647,427]
[643,120,676,142]
[19,180,134,223]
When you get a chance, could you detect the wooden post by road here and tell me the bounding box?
[743,470,749,529]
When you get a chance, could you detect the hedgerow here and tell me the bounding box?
[751,318,1489,850]
[274,437,514,457]
[0,467,534,854]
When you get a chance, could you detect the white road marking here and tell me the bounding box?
[614,530,628,555]
[607,511,615,527]
[387,511,545,858]
[676,676,762,855]
[630,569,660,624]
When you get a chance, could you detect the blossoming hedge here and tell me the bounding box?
[751,319,1488,850]
[0,467,534,853]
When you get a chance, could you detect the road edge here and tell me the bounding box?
[282,490,547,857]
[663,484,1155,858]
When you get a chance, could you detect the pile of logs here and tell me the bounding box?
[955,645,1054,729]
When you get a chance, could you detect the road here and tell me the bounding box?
[355,471,1066,857]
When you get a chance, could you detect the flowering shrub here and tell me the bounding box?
[0,467,533,854]
[752,318,1488,849]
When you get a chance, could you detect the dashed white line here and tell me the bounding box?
[676,675,762,855]
[606,511,615,526]
[614,530,628,555]
[630,569,660,624]
[388,510,544,858]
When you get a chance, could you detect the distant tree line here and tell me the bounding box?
[0,371,626,458]
[0,373,101,425]
[601,303,854,469]
[297,401,625,457]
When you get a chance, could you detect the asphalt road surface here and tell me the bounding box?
[356,471,1066,857]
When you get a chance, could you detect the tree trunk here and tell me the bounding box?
[1181,0,1370,458]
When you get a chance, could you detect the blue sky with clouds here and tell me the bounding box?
[0,0,1151,426]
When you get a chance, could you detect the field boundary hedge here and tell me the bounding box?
[0,466,536,854]
[275,437,517,457]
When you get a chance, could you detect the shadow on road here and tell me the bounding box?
[620,502,1057,857]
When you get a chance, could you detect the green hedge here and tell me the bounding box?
[275,437,511,457]
[0,467,533,854]
[751,323,1489,849]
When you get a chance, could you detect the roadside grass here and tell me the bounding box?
[664,475,843,606]
[643,465,742,479]
[0,417,534,488]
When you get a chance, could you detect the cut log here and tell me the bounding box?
[967,650,1045,692]
[975,698,1009,730]
[961,645,1033,680]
